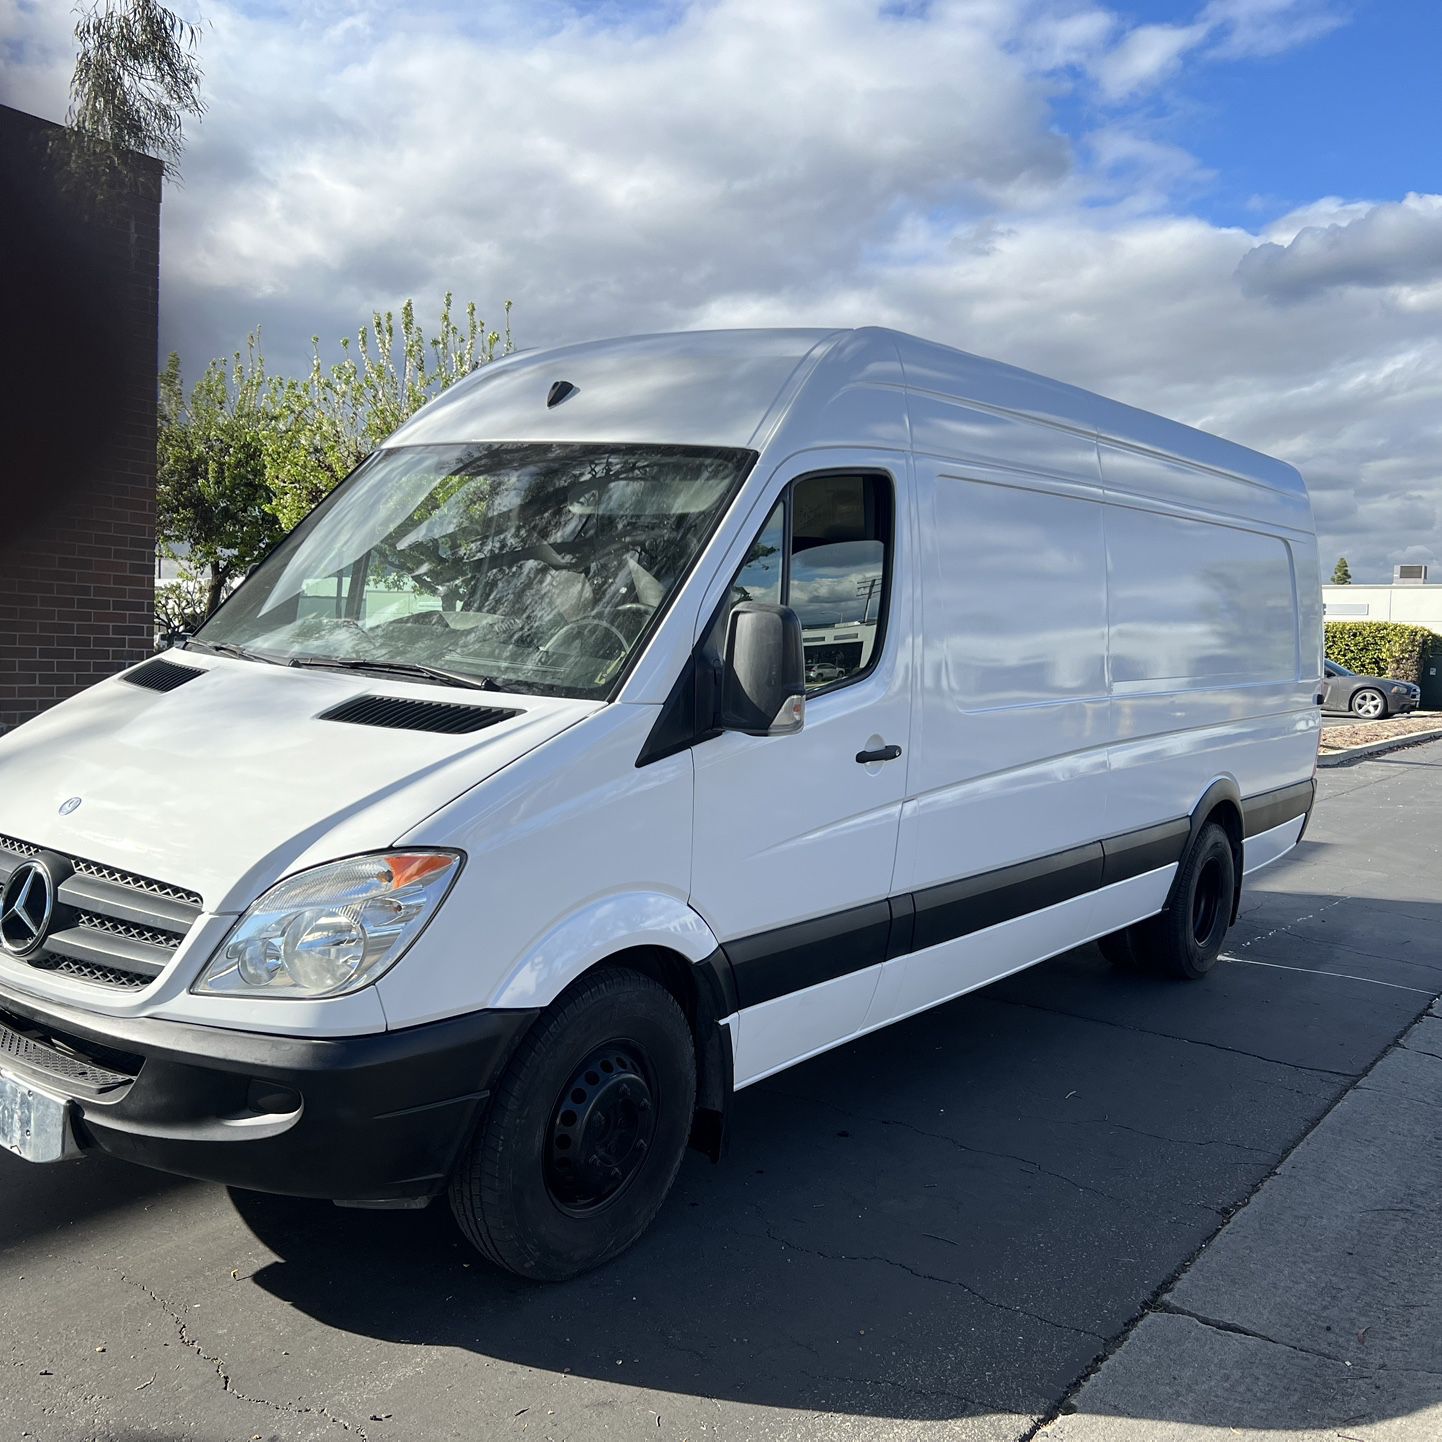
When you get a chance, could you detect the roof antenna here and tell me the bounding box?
[547,380,578,408]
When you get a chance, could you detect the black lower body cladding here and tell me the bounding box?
[0,988,537,1202]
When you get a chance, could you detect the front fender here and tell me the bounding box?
[486,891,720,1010]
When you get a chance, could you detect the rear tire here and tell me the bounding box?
[1100,821,1236,980]
[1145,822,1236,979]
[449,966,696,1281]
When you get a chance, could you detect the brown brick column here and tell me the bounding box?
[0,104,162,732]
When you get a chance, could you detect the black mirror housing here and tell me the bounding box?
[718,602,806,736]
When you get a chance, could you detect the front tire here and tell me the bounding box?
[1351,688,1386,719]
[449,967,696,1281]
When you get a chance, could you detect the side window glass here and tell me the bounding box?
[705,474,891,693]
[732,500,785,608]
[708,499,784,652]
[790,473,890,692]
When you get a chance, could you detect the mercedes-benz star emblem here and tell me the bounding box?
[59,796,82,815]
[0,860,55,958]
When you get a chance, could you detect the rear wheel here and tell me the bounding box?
[1099,821,1237,980]
[449,967,696,1281]
[1351,688,1386,719]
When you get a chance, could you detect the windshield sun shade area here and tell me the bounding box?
[196,442,755,699]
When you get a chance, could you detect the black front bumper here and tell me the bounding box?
[0,988,537,1202]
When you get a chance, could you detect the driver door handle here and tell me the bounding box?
[855,744,903,764]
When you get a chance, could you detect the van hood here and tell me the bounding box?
[0,656,597,913]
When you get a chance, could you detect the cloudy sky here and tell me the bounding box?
[3,0,1439,580]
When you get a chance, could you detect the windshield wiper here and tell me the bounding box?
[184,639,283,666]
[286,656,502,691]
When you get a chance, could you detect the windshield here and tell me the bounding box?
[197,442,753,698]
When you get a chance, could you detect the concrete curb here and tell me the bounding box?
[1317,725,1442,767]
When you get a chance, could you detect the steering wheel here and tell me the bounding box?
[542,617,630,658]
[376,610,453,629]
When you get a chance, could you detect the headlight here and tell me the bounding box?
[194,851,462,999]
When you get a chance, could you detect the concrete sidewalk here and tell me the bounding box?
[1038,1002,1442,1441]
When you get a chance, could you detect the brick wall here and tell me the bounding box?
[0,104,162,733]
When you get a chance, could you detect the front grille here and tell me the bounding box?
[69,859,202,910]
[28,954,153,991]
[0,835,202,992]
[74,912,183,951]
[0,1013,138,1091]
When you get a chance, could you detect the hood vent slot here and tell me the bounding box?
[122,657,206,693]
[318,694,521,735]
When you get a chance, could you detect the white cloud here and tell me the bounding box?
[1238,195,1442,300]
[1086,0,1344,100]
[1,0,1432,580]
[1091,20,1210,101]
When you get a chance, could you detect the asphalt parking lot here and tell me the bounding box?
[3,739,1439,1442]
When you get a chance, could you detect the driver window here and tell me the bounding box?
[791,473,889,691]
[711,472,892,693]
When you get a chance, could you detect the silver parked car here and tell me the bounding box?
[1323,659,1421,719]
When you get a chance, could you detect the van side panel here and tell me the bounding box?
[1103,497,1319,840]
[893,465,1111,895]
[875,457,1112,1027]
[1291,539,1324,684]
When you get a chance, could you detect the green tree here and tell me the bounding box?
[264,295,513,530]
[1331,556,1352,585]
[157,340,284,619]
[62,1,204,196]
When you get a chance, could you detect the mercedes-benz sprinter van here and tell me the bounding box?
[0,328,1321,1278]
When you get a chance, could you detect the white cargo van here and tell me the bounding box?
[0,328,1321,1278]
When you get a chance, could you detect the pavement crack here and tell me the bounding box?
[1399,1041,1442,1062]
[1155,1302,1352,1367]
[744,1219,1106,1343]
[992,997,1358,1078]
[106,1266,368,1439]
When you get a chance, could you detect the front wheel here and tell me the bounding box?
[449,967,696,1281]
[1351,688,1386,719]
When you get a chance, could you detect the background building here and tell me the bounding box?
[0,104,161,733]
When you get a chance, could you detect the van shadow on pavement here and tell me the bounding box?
[231,878,1442,1430]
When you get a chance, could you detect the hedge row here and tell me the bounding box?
[1324,620,1436,684]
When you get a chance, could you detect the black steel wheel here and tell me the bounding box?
[544,1044,657,1216]
[449,966,695,1281]
[1141,821,1236,979]
[1101,820,1237,981]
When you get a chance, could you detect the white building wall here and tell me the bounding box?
[1322,584,1442,636]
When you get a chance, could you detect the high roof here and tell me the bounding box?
[385,328,842,452]
[384,326,1306,509]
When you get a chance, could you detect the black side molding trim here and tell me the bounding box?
[712,796,1302,1013]
[1100,819,1189,888]
[912,842,1104,952]
[726,900,891,1010]
[1243,780,1315,837]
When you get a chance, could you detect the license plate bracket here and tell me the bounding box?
[0,1069,80,1163]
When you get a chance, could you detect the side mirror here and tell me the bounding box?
[718,602,806,736]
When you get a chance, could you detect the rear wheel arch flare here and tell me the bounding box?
[1183,780,1244,924]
